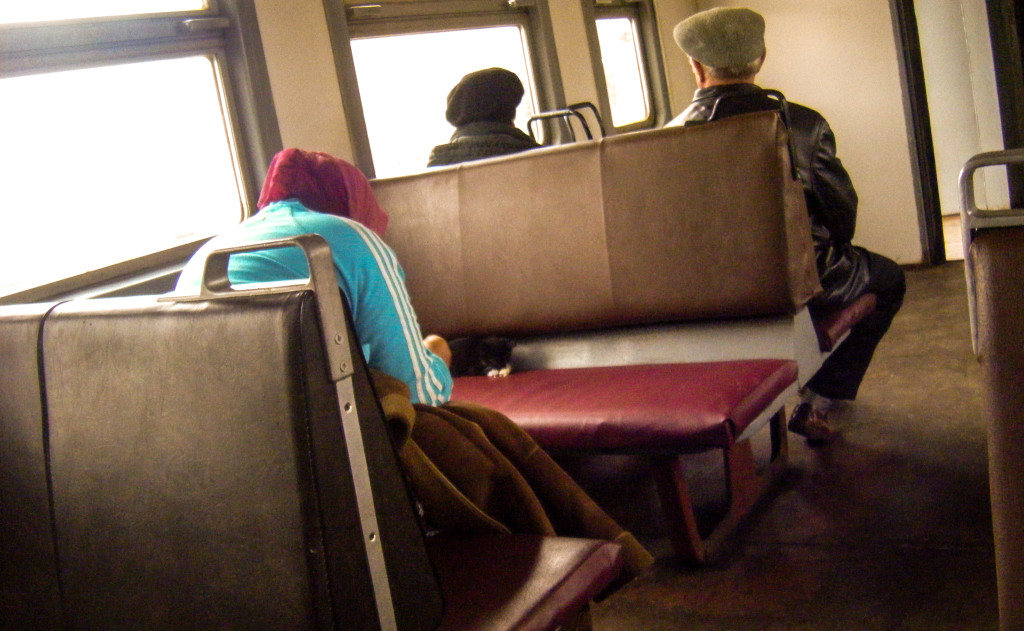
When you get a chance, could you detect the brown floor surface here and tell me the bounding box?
[582,261,998,630]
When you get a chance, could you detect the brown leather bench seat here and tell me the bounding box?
[371,112,876,563]
[452,359,797,564]
[375,110,873,386]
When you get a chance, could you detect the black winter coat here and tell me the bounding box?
[427,121,541,168]
[676,83,870,310]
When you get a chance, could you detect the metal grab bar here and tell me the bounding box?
[958,149,1024,353]
[528,101,606,144]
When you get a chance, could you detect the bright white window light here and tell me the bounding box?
[0,1,206,24]
[351,26,537,178]
[596,16,650,127]
[0,56,242,296]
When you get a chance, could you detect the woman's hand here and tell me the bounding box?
[423,334,452,367]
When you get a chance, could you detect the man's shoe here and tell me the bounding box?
[788,402,839,445]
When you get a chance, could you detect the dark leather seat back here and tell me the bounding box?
[1,235,443,630]
[0,303,63,631]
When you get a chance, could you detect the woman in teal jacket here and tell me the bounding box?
[176,148,452,405]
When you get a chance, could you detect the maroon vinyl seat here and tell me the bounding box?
[452,359,798,564]
[430,535,623,631]
[453,360,797,452]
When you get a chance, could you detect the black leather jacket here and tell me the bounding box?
[677,83,870,310]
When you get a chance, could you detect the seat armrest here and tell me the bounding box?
[813,293,877,351]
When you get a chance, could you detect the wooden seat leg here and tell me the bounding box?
[651,409,789,564]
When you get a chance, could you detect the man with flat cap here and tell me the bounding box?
[427,67,541,167]
[668,7,905,445]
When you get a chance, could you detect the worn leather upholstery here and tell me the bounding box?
[452,359,797,564]
[1,287,625,630]
[452,360,797,451]
[374,115,827,563]
[37,292,440,629]
[971,226,1024,631]
[429,535,623,631]
[0,303,63,631]
[375,111,821,339]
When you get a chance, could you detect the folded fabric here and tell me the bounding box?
[371,370,654,582]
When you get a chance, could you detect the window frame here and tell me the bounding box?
[325,0,567,178]
[586,0,669,133]
[0,1,281,304]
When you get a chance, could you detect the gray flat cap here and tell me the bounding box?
[673,7,765,68]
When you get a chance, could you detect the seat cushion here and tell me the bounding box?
[429,534,623,631]
[452,360,797,451]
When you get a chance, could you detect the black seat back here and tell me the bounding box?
[1,235,442,630]
[0,303,63,631]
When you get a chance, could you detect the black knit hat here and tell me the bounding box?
[445,67,525,127]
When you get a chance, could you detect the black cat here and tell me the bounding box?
[448,336,516,378]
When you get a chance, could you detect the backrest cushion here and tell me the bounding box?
[0,303,63,631]
[375,111,819,338]
[36,292,441,630]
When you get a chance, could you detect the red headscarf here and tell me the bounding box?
[256,148,389,237]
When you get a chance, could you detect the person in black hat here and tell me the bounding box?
[427,67,541,167]
[668,7,905,445]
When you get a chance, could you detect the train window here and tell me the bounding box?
[595,15,649,127]
[592,0,668,132]
[0,1,276,302]
[0,57,242,298]
[0,1,206,23]
[336,0,564,178]
[350,26,537,179]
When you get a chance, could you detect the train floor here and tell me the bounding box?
[578,261,998,630]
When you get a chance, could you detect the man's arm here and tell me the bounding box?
[806,118,859,244]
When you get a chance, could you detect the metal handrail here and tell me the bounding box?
[527,101,606,144]
[958,148,1024,353]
